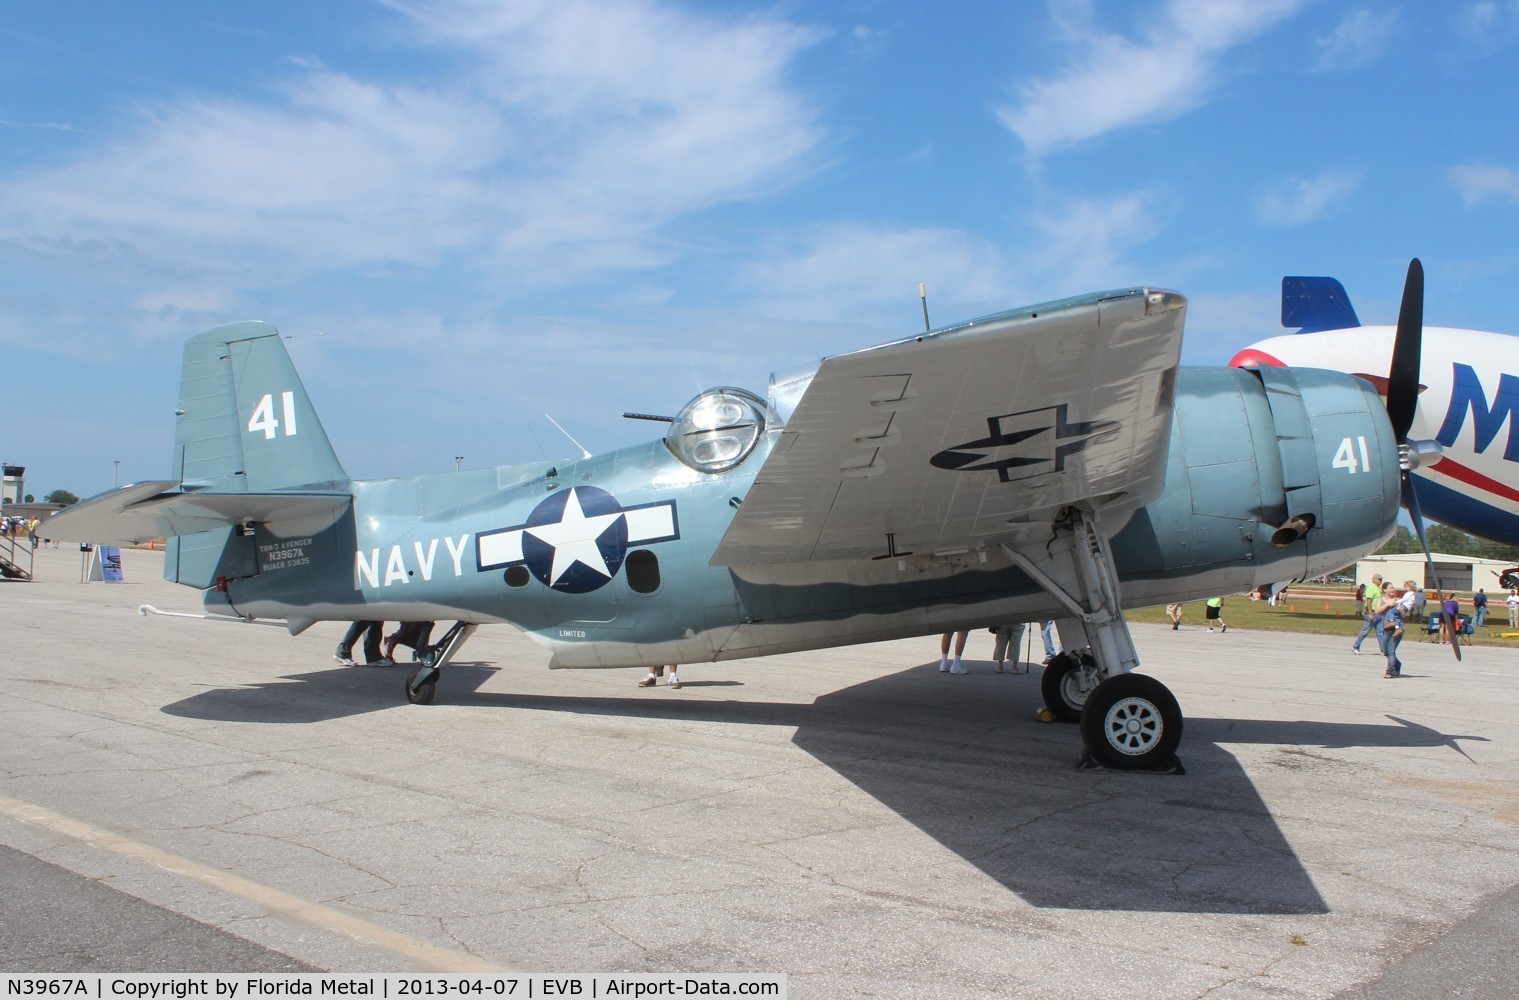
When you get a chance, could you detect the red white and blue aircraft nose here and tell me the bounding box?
[1232,326,1519,547]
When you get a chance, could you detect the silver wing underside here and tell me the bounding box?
[713,287,1186,565]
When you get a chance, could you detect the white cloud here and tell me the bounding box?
[995,0,1305,158]
[1453,1,1519,53]
[743,223,1010,325]
[0,119,84,132]
[1455,2,1502,38]
[0,0,826,292]
[738,192,1170,344]
[1020,191,1166,294]
[1449,164,1519,205]
[1255,168,1363,226]
[846,24,889,60]
[1183,291,1281,364]
[1312,9,1397,71]
[11,79,502,268]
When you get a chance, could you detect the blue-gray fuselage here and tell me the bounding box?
[212,364,1397,668]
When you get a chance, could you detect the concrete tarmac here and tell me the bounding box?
[2,545,1518,997]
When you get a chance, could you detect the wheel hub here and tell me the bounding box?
[1104,696,1161,755]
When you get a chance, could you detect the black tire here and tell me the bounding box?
[1040,651,1089,723]
[1079,673,1183,770]
[405,666,437,705]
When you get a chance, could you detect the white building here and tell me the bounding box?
[1356,553,1514,594]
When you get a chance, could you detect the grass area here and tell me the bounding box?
[1129,586,1519,649]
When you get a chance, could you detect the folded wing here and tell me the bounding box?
[712,287,1185,565]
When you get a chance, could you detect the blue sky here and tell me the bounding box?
[5,0,1519,499]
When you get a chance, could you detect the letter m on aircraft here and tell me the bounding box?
[1437,363,1519,462]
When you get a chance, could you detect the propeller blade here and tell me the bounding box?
[1404,476,1462,662]
[1387,258,1424,444]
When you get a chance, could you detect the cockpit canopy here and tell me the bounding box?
[664,387,770,473]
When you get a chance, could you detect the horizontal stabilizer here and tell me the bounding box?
[42,482,351,546]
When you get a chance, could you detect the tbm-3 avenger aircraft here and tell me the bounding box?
[47,264,1450,771]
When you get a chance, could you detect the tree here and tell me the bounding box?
[1375,521,1519,563]
[23,494,33,503]
[43,489,79,506]
[1375,525,1417,555]
[1426,524,1475,557]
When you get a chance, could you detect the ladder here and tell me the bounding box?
[0,533,33,581]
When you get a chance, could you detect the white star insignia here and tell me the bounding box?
[524,489,623,586]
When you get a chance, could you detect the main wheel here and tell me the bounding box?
[1079,673,1182,770]
[405,666,437,705]
[1040,651,1091,723]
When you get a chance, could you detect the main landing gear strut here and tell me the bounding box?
[403,621,479,705]
[1005,506,1185,773]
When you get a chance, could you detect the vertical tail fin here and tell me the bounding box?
[175,321,348,491]
[1281,276,1361,333]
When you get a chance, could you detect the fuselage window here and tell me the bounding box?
[625,549,661,594]
[664,387,769,474]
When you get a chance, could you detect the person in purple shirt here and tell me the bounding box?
[1438,592,1460,645]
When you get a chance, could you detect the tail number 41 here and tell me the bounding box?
[1332,435,1372,474]
[248,391,299,439]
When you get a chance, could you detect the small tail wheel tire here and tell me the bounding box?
[1040,651,1090,723]
[405,666,437,705]
[1079,673,1182,770]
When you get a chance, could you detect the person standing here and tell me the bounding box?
[1040,621,1059,663]
[1204,596,1227,632]
[939,631,970,674]
[1438,591,1460,644]
[1378,587,1406,678]
[1351,574,1384,654]
[1472,588,1488,628]
[335,621,391,666]
[1166,603,1184,630]
[637,665,680,689]
[1406,581,1427,621]
[383,621,435,661]
[1509,589,1519,628]
[991,624,1026,673]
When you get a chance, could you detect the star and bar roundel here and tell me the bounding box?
[930,403,1120,483]
[476,486,679,594]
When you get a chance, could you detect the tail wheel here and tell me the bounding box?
[1040,651,1092,723]
[405,666,437,705]
[1079,673,1183,770]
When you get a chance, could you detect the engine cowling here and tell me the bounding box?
[1115,365,1400,602]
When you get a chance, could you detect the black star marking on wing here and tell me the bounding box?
[930,403,1121,483]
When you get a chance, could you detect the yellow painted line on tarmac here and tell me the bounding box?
[0,791,510,972]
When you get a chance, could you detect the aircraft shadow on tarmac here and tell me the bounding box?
[161,660,1487,915]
